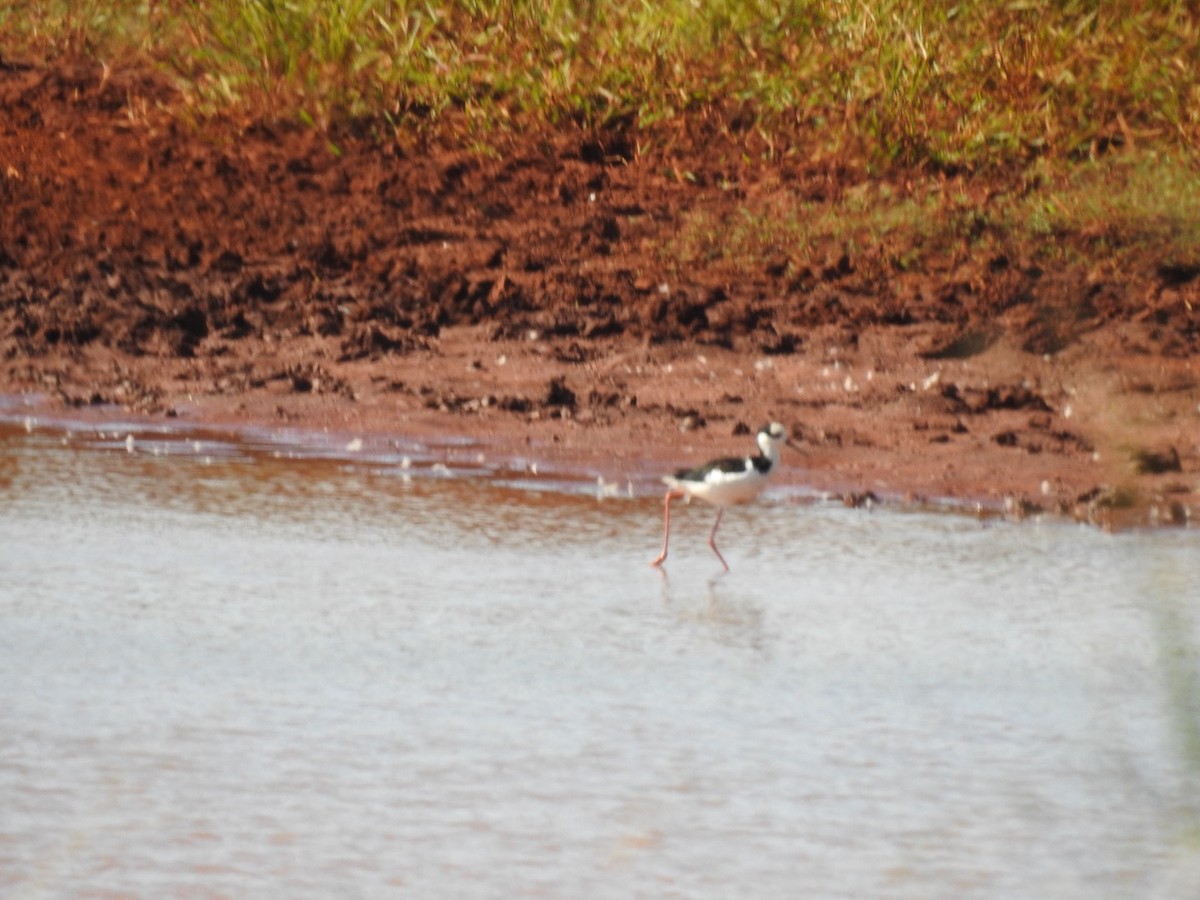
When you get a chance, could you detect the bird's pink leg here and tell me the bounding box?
[650,489,685,567]
[707,508,730,572]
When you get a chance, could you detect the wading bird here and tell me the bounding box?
[649,422,797,572]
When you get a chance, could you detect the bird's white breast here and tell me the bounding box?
[666,466,769,507]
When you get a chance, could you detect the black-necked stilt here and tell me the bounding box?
[650,421,797,572]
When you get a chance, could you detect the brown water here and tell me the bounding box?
[2,413,1199,898]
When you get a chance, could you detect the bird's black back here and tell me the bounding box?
[675,454,772,481]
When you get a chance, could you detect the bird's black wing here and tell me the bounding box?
[674,456,748,481]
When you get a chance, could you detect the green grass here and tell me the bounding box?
[1041,152,1200,256]
[662,148,1200,277]
[5,1,1199,273]
[5,0,1199,167]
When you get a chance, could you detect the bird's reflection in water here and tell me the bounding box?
[655,568,772,657]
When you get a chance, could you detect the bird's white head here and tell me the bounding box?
[757,421,788,461]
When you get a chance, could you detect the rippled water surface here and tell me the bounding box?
[2,416,1199,898]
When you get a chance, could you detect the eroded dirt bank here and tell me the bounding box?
[2,59,1197,526]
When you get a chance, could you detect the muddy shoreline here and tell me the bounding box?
[2,60,1197,528]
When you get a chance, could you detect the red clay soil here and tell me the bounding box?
[2,58,1198,527]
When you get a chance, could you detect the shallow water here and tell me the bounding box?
[2,415,1199,898]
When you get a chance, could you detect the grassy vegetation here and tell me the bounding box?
[4,0,1198,167]
[665,148,1200,275]
[4,1,1198,271]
